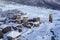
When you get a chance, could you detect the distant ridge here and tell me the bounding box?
[2,0,60,10]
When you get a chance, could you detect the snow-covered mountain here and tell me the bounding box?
[3,0,60,10]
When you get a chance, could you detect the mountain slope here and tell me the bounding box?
[3,0,60,10]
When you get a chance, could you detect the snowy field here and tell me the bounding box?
[0,1,60,40]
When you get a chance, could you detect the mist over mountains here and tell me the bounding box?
[2,0,60,10]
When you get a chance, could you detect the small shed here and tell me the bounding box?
[0,29,3,38]
[7,31,21,40]
[33,21,40,27]
[0,24,11,33]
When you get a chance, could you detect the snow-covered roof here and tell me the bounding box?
[8,23,21,27]
[12,24,21,27]
[0,24,11,29]
[7,31,21,38]
[14,13,21,16]
[0,17,6,21]
[0,22,4,24]
[33,22,40,24]
[22,15,28,17]
[0,39,3,40]
[21,15,28,20]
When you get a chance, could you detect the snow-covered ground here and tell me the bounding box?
[0,1,60,40]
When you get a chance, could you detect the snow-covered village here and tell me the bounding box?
[0,0,60,40]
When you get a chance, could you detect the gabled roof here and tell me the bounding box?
[7,31,21,38]
[0,24,11,29]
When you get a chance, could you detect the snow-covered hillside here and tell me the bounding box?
[0,0,60,40]
[4,0,60,10]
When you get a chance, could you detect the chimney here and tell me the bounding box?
[49,14,52,23]
[16,14,21,23]
[23,15,28,24]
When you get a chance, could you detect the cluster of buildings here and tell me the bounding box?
[0,11,53,40]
